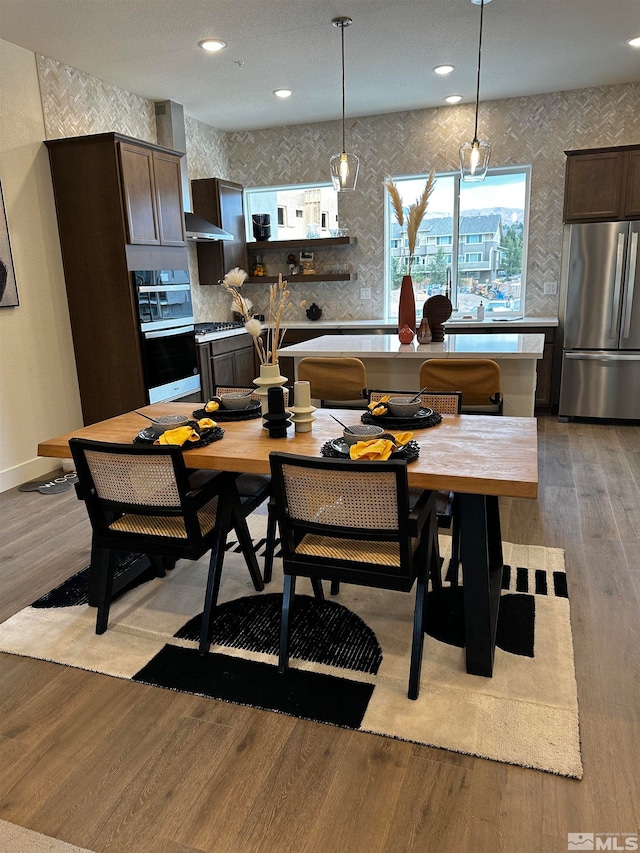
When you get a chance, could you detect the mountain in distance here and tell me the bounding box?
[423,207,524,224]
[461,207,525,225]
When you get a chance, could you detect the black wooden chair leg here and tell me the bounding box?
[408,568,428,700]
[95,548,115,635]
[231,494,265,592]
[310,578,325,600]
[449,494,461,585]
[279,574,296,673]
[263,500,277,584]
[149,555,166,578]
[199,501,233,655]
[330,580,340,596]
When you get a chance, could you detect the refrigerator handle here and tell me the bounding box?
[610,233,625,339]
[622,231,637,340]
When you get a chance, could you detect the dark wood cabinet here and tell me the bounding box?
[564,145,640,222]
[192,178,248,284]
[197,335,256,401]
[119,142,186,246]
[46,132,189,425]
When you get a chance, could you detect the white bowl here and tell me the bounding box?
[387,396,422,418]
[343,424,385,446]
[219,392,253,410]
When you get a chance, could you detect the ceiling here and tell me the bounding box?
[1,0,639,132]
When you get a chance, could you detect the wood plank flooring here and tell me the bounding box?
[0,416,638,853]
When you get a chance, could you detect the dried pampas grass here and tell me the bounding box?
[386,170,436,276]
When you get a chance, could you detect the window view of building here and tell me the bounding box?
[245,184,338,241]
[387,168,530,319]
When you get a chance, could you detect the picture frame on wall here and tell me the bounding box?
[0,181,19,308]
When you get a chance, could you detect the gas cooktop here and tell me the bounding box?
[194,321,245,335]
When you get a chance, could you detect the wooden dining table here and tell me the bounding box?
[38,403,538,678]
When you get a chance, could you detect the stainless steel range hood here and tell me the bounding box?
[154,100,234,242]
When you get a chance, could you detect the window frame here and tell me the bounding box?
[384,165,531,320]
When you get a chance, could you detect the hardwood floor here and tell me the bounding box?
[0,416,638,853]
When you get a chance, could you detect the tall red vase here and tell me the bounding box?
[398,274,416,334]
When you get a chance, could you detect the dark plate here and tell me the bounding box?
[134,425,225,448]
[362,407,442,430]
[327,436,420,462]
[193,399,261,421]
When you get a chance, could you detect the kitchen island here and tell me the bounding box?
[279,333,545,416]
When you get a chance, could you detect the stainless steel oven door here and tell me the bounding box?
[141,324,201,403]
[137,282,194,330]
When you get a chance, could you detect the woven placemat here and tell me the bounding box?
[361,409,442,430]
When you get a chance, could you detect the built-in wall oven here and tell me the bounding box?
[133,269,200,403]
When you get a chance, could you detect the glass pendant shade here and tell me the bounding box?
[459,138,491,182]
[330,151,360,191]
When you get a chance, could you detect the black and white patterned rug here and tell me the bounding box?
[0,517,582,778]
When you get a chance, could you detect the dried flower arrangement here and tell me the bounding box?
[385,170,435,276]
[220,267,304,365]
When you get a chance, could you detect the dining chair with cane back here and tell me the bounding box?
[69,438,264,647]
[419,358,503,414]
[297,357,368,408]
[269,452,442,700]
[368,389,462,416]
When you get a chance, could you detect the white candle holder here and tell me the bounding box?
[289,380,317,433]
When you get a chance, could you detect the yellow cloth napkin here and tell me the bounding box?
[197,417,217,430]
[349,439,395,461]
[156,426,199,446]
[368,395,389,416]
[205,400,220,413]
[392,431,413,446]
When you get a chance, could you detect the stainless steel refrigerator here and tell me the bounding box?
[559,220,640,419]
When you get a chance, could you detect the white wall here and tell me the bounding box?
[0,39,82,491]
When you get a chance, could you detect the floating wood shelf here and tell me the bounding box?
[246,273,358,284]
[250,236,357,250]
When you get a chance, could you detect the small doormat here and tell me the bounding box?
[0,518,582,778]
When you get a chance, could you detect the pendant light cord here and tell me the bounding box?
[473,0,485,142]
[340,22,346,153]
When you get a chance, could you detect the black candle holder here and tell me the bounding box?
[262,386,291,438]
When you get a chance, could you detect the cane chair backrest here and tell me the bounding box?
[368,389,462,415]
[215,386,289,405]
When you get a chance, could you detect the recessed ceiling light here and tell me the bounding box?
[626,35,640,47]
[434,64,455,75]
[445,95,463,103]
[273,89,293,98]
[199,38,226,52]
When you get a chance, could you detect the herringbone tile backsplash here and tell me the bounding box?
[37,54,640,323]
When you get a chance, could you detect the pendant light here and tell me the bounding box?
[330,16,359,192]
[459,0,491,182]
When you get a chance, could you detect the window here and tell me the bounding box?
[386,167,530,319]
[244,182,338,242]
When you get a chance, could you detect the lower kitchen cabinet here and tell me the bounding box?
[197,335,257,401]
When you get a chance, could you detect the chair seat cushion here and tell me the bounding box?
[296,533,417,567]
[110,496,219,539]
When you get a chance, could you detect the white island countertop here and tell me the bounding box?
[279,333,545,360]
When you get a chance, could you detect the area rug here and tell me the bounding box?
[0,516,583,778]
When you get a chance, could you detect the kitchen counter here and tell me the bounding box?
[283,316,558,331]
[280,333,545,416]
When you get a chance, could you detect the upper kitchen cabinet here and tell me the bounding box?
[192,178,248,284]
[563,145,640,223]
[119,141,186,246]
